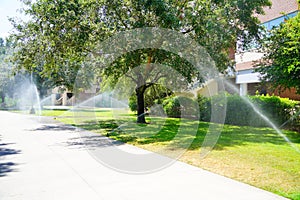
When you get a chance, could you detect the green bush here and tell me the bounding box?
[162,96,181,118]
[130,91,299,128]
[162,96,199,119]
[1,97,17,109]
[128,95,137,112]
[250,95,297,126]
[197,93,299,127]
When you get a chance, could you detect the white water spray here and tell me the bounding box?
[223,79,300,153]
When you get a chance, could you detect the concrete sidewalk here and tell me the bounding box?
[0,111,286,200]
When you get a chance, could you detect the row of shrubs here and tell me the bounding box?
[0,97,18,109]
[130,93,300,127]
[196,94,299,127]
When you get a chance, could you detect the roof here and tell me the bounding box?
[257,0,299,23]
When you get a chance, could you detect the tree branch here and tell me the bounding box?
[181,27,195,34]
[177,0,189,18]
[125,73,138,84]
[145,82,155,88]
[154,74,166,82]
[152,70,166,83]
[112,5,129,29]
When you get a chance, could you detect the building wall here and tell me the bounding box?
[236,69,261,84]
[224,78,238,95]
[241,83,300,100]
[234,0,299,100]
[272,88,300,101]
[235,52,264,67]
[197,80,219,97]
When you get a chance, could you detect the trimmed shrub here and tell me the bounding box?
[162,96,199,119]
[130,92,299,128]
[162,96,181,118]
[197,93,299,127]
[250,95,300,125]
[128,95,137,112]
[1,97,17,109]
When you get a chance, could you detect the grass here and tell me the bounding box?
[41,108,300,199]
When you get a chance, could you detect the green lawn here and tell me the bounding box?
[41,108,300,199]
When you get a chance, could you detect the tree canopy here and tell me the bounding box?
[11,0,271,122]
[11,0,271,86]
[0,38,14,105]
[256,12,300,93]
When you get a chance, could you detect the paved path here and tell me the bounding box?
[0,111,286,200]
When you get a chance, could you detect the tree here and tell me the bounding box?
[256,12,300,93]
[11,0,271,123]
[0,38,5,55]
[0,38,13,106]
[128,83,172,111]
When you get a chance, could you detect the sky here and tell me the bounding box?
[0,0,27,39]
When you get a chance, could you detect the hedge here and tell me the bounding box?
[128,92,299,128]
[197,94,299,127]
[161,96,199,119]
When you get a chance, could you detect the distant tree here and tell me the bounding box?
[11,0,271,123]
[0,38,14,106]
[10,0,91,91]
[0,38,6,55]
[256,12,300,93]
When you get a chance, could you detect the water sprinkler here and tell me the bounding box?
[29,72,36,114]
[30,106,35,114]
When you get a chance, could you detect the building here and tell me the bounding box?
[235,0,300,100]
[51,84,100,106]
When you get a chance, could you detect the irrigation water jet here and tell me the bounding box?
[14,74,42,116]
[223,78,300,154]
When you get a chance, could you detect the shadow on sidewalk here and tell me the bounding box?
[34,125,76,131]
[0,140,20,177]
[64,135,123,150]
[30,124,123,150]
[0,162,17,177]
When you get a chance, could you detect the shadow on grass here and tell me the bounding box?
[188,124,300,150]
[76,117,300,151]
[71,108,113,113]
[76,120,138,143]
[37,110,300,152]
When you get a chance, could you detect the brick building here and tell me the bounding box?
[235,0,300,100]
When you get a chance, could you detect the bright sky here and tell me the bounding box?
[0,0,27,39]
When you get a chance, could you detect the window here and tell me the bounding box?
[237,11,299,52]
[261,11,298,30]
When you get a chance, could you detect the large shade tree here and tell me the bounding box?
[11,0,271,123]
[256,11,300,94]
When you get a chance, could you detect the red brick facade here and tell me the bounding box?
[273,87,300,101]
[243,83,300,101]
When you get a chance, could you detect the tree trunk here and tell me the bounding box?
[0,92,5,107]
[136,87,146,123]
[1,93,4,103]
